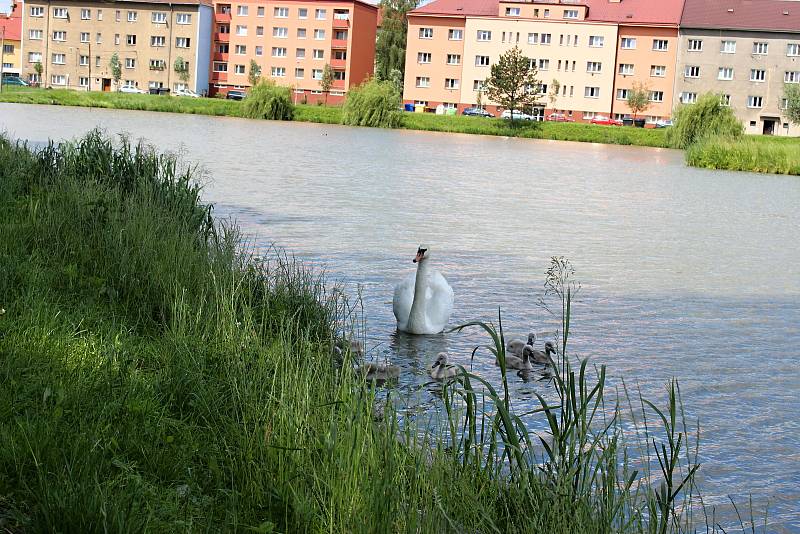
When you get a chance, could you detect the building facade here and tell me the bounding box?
[21,0,212,93]
[1,2,22,78]
[677,0,800,136]
[208,0,377,102]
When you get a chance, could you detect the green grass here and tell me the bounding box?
[0,129,717,532]
[687,135,800,175]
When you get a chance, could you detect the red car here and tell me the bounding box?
[546,113,575,122]
[590,115,623,126]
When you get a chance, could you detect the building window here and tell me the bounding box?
[51,53,65,64]
[680,92,697,104]
[255,46,263,56]
[527,33,538,45]
[414,100,428,106]
[237,5,248,16]
[540,33,552,45]
[586,61,602,73]
[313,49,324,59]
[273,27,287,38]
[718,67,734,80]
[684,65,700,78]
[52,31,66,41]
[151,36,166,47]
[538,58,549,70]
[618,63,634,76]
[649,90,664,102]
[419,27,433,39]
[721,94,731,106]
[96,33,102,44]
[505,7,520,16]
[313,29,324,40]
[29,29,43,40]
[296,48,305,58]
[177,13,191,24]
[444,78,459,89]
[28,52,42,63]
[687,39,703,51]
[750,69,765,82]
[125,57,136,69]
[51,74,67,85]
[616,88,629,100]
[473,79,485,91]
[79,76,89,87]
[476,30,491,41]
[274,7,288,17]
[256,26,263,36]
[149,59,166,69]
[295,67,304,78]
[213,62,228,72]
[747,95,763,108]
[236,25,248,36]
[788,43,800,57]
[79,55,89,66]
[417,52,431,64]
[785,71,800,83]
[127,11,138,22]
[312,68,322,79]
[315,8,326,20]
[53,7,68,18]
[563,9,578,18]
[446,54,461,65]
[152,11,167,23]
[175,37,190,48]
[543,8,550,17]
[235,44,246,54]
[80,8,90,19]
[448,29,462,40]
[475,55,490,67]
[80,32,90,43]
[230,64,242,74]
[650,65,666,77]
[721,40,736,54]
[272,47,287,57]
[297,28,306,38]
[298,8,307,18]
[620,37,636,49]
[127,34,137,45]
[752,42,768,55]
[415,76,429,88]
[584,86,600,98]
[652,39,668,51]
[588,35,604,47]
[30,6,44,16]
[334,30,347,40]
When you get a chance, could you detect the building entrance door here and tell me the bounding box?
[102,78,111,91]
[762,119,775,135]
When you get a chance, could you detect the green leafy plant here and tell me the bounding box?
[248,59,262,87]
[484,46,540,120]
[783,83,800,126]
[626,82,651,119]
[174,57,190,84]
[341,78,401,128]
[109,53,122,89]
[666,92,743,149]
[242,80,294,120]
[375,0,418,83]
[320,63,334,104]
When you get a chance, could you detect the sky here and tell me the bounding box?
[1,0,13,15]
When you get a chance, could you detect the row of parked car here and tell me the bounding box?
[461,106,673,127]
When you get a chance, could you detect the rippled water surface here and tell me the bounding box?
[3,104,800,531]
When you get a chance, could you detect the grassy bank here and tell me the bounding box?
[687,135,800,175]
[0,87,666,147]
[0,130,706,532]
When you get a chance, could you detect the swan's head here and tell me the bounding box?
[413,246,429,264]
[431,352,448,368]
[527,332,536,345]
[544,341,556,354]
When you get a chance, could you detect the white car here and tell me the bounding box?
[174,88,201,98]
[501,109,535,121]
[118,84,147,94]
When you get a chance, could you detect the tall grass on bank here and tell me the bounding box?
[1,130,731,532]
[687,135,800,175]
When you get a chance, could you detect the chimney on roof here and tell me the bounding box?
[783,10,789,15]
[727,8,734,13]
[609,0,622,3]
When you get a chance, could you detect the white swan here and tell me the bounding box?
[429,352,459,380]
[393,246,454,335]
[507,332,536,358]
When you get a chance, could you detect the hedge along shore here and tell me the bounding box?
[0,129,710,532]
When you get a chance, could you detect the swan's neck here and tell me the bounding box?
[408,260,431,331]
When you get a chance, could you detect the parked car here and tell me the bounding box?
[1,76,29,86]
[226,90,247,101]
[174,88,201,98]
[655,119,674,128]
[501,109,535,120]
[590,115,622,126]
[546,113,575,122]
[462,107,493,118]
[118,84,147,94]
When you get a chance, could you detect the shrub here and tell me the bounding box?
[666,93,743,149]
[341,78,401,128]
[242,80,294,121]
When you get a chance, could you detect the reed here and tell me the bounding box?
[687,135,800,175]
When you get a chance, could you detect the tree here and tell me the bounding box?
[784,83,800,126]
[548,79,561,110]
[666,92,743,149]
[174,57,190,84]
[320,63,334,104]
[248,59,262,87]
[109,53,122,89]
[484,46,540,120]
[626,82,651,119]
[375,0,417,84]
[33,61,43,86]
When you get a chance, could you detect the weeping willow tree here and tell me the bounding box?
[375,0,418,85]
[243,80,294,121]
[341,79,401,128]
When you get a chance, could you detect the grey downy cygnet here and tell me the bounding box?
[429,352,459,380]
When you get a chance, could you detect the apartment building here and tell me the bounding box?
[209,0,377,102]
[405,0,620,120]
[676,0,800,136]
[1,2,22,78]
[21,0,212,93]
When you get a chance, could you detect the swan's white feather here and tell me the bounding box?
[392,270,454,334]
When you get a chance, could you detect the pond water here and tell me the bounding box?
[3,104,799,532]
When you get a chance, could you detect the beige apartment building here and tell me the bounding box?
[209,0,377,102]
[21,0,213,93]
[676,0,800,136]
[405,0,620,119]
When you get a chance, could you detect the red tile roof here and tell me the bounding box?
[681,0,800,32]
[584,0,684,26]
[411,0,498,18]
[0,14,21,41]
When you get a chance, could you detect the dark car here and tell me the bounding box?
[462,107,493,118]
[226,90,247,101]
[1,76,29,86]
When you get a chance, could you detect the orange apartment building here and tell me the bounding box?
[209,0,377,102]
[404,0,684,123]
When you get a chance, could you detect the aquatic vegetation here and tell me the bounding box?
[687,135,800,175]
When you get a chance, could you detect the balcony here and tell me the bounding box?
[331,58,346,69]
[331,38,348,49]
[213,52,229,62]
[211,72,228,82]
[214,32,230,42]
[215,12,231,22]
[332,15,349,29]
[332,79,345,90]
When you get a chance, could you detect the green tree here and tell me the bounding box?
[484,46,540,120]
[784,83,800,125]
[248,59,262,87]
[243,80,294,120]
[174,57,190,84]
[109,53,122,89]
[375,0,417,84]
[341,78,401,128]
[320,64,334,104]
[548,79,561,110]
[33,61,43,86]
[666,92,743,148]
[626,82,651,119]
